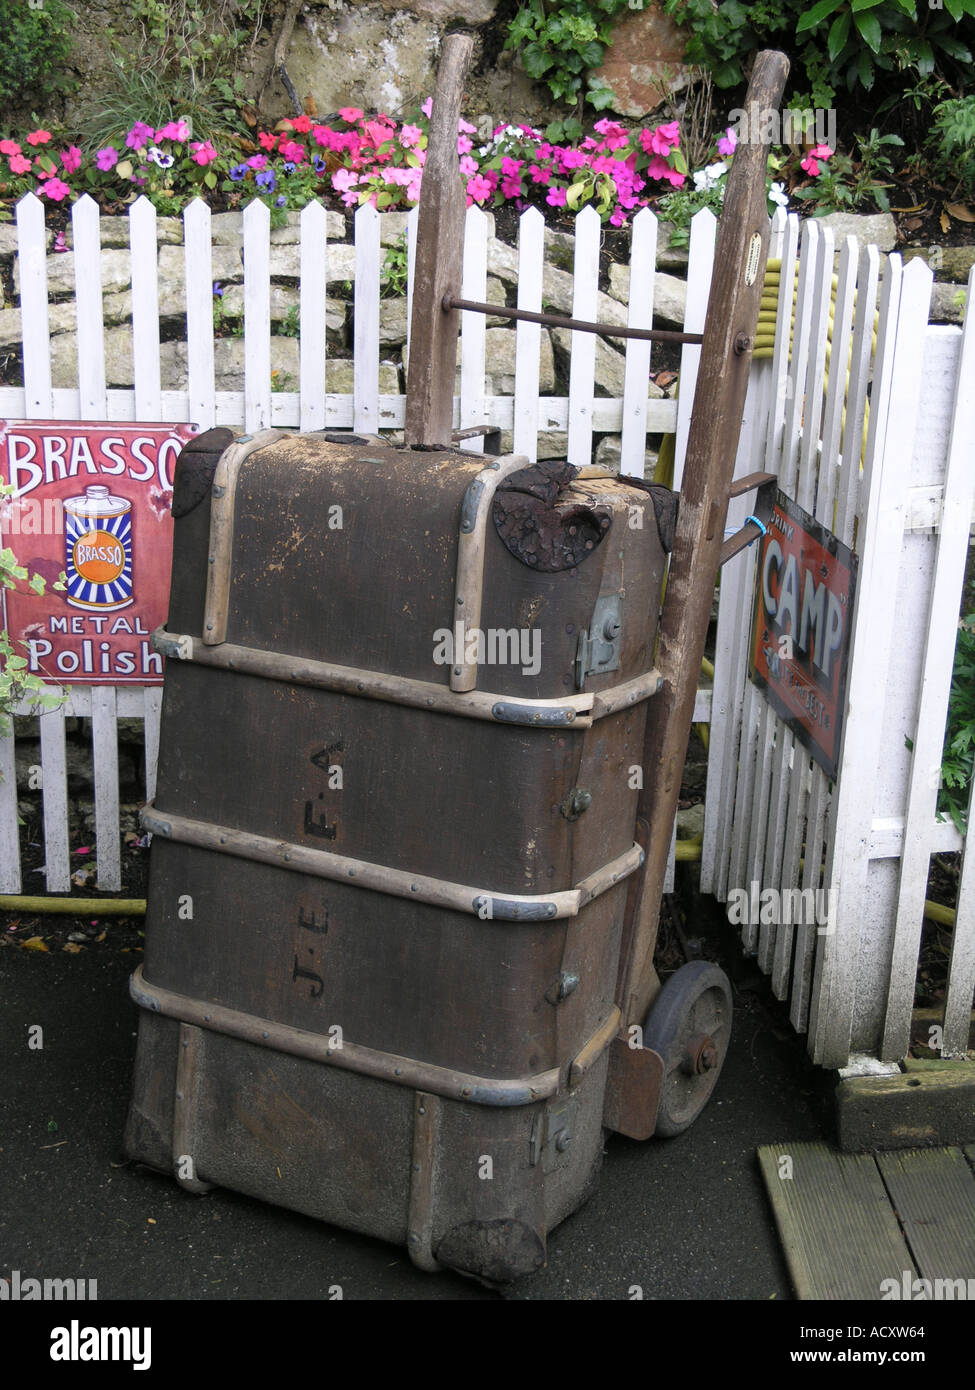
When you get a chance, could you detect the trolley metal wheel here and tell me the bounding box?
[643,961,733,1137]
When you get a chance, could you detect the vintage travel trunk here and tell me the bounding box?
[125,428,672,1282]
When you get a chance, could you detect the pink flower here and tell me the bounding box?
[458,117,477,135]
[399,124,423,149]
[0,138,21,157]
[459,154,478,178]
[43,178,71,202]
[27,129,52,147]
[647,154,685,186]
[641,120,681,158]
[466,172,493,204]
[125,122,154,150]
[258,131,278,151]
[717,127,737,157]
[457,134,472,155]
[278,139,307,163]
[362,120,393,153]
[191,140,218,166]
[9,153,32,175]
[96,147,119,171]
[338,107,364,123]
[60,146,82,174]
[246,154,268,171]
[610,208,628,227]
[594,117,628,151]
[558,148,586,171]
[800,143,833,177]
[332,167,359,193]
[292,114,312,134]
[421,97,433,118]
[156,120,190,142]
[529,163,551,185]
[546,185,567,207]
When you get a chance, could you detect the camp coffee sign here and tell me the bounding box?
[749,490,857,779]
[0,420,197,684]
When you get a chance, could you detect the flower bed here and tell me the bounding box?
[0,103,829,233]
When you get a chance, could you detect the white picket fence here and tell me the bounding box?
[0,191,971,1067]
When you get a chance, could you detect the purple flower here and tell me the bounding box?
[282,161,296,174]
[126,121,154,151]
[213,282,224,298]
[255,169,277,192]
[312,155,327,175]
[229,162,248,182]
[96,147,119,172]
[276,195,287,206]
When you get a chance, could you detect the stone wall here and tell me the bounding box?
[54,0,691,138]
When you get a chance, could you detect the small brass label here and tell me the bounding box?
[745,232,763,286]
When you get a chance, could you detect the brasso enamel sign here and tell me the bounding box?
[0,420,197,684]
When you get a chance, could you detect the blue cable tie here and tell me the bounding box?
[744,514,767,543]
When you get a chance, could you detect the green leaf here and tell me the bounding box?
[851,0,885,9]
[28,574,45,595]
[796,0,846,34]
[828,9,850,60]
[204,170,217,190]
[565,181,585,210]
[936,34,972,60]
[856,46,875,87]
[853,10,882,51]
[944,0,965,18]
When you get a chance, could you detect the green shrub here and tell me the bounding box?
[661,0,975,109]
[504,0,648,110]
[940,576,975,834]
[930,94,975,200]
[0,0,75,109]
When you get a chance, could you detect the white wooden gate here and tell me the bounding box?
[702,214,975,1065]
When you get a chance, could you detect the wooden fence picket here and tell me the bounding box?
[130,197,162,421]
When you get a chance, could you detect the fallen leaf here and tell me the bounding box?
[940,209,951,234]
[95,931,106,943]
[241,105,258,128]
[303,95,318,118]
[147,1217,156,1225]
[946,202,975,222]
[62,942,83,954]
[22,935,48,952]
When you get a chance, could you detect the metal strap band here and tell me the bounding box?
[153,626,660,728]
[452,454,532,693]
[203,429,283,646]
[141,803,644,921]
[130,964,562,1107]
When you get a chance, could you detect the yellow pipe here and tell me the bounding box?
[667,841,958,928]
[923,900,956,927]
[0,895,146,915]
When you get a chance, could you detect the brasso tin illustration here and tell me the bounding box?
[64,484,134,612]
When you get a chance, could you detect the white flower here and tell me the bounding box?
[768,181,789,208]
[692,160,727,192]
[147,145,174,169]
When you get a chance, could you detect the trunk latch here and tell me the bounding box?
[574,593,622,690]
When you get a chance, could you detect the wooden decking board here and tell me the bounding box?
[758,1142,917,1301]
[876,1147,975,1282]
